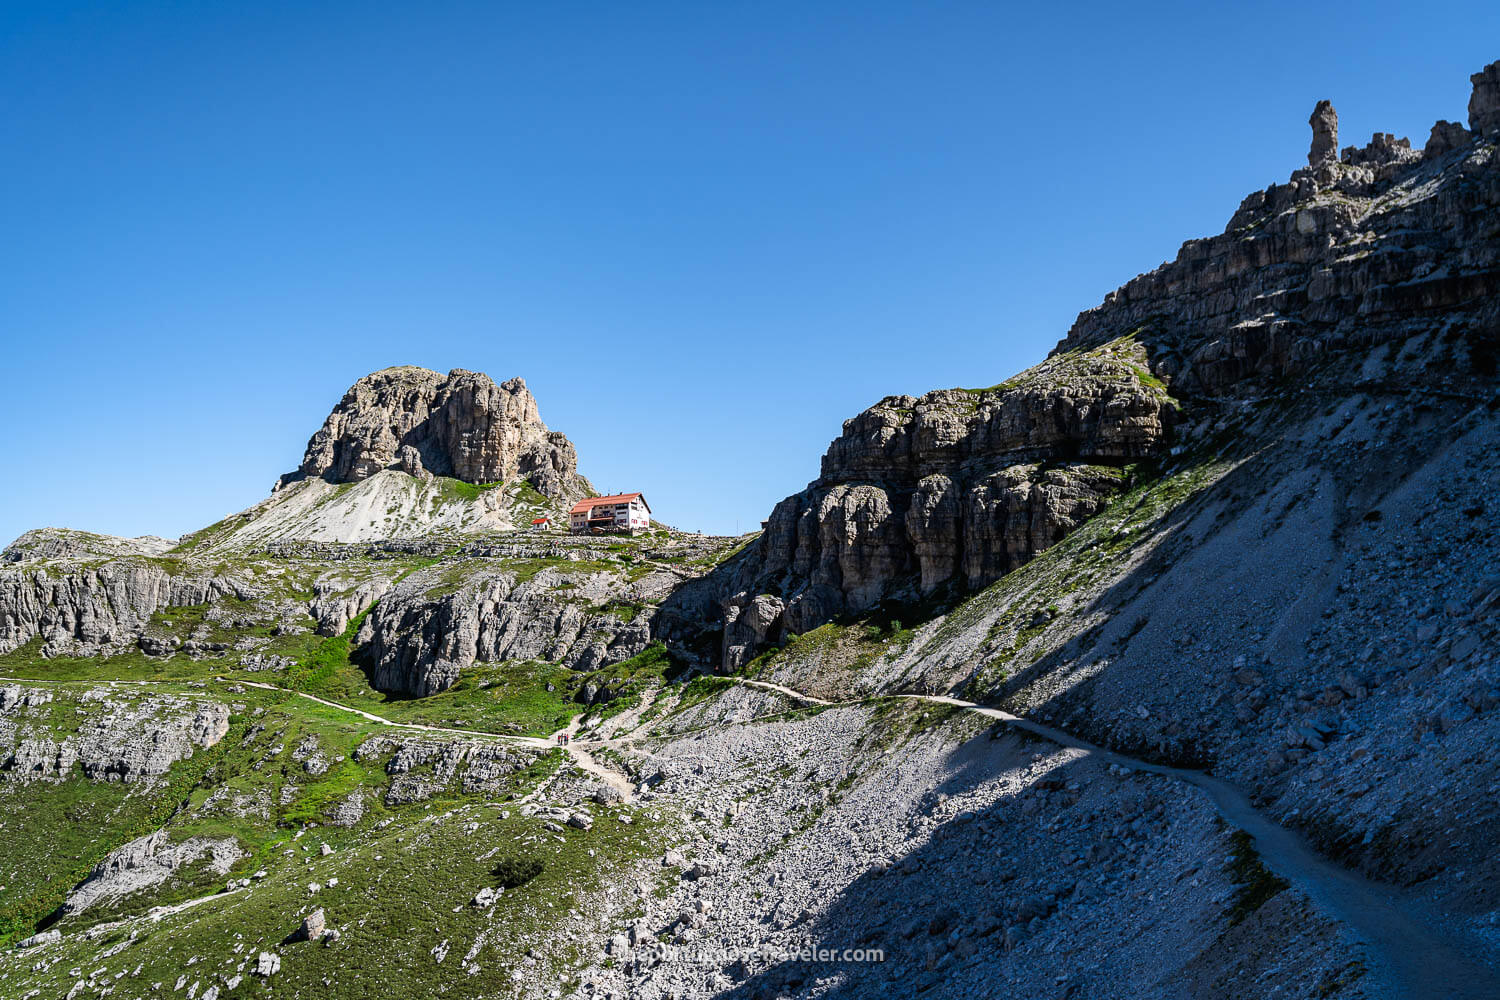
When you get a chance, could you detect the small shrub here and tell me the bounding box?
[492,856,544,889]
[1226,830,1288,924]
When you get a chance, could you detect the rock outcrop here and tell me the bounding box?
[1308,100,1338,165]
[1058,90,1500,396]
[63,829,244,915]
[0,560,250,657]
[713,339,1174,668]
[280,367,592,501]
[354,733,542,804]
[360,563,652,695]
[2,530,175,563]
[1425,120,1470,157]
[1,688,230,783]
[1471,59,1500,136]
[309,576,391,636]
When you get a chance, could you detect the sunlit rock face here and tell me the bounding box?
[283,366,591,501]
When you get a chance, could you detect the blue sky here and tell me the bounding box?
[2,2,1496,541]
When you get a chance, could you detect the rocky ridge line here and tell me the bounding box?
[705,61,1500,673]
[714,339,1173,670]
[1055,61,1500,393]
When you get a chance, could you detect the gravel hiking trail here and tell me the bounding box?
[909,693,1499,1000]
[548,713,636,803]
[225,679,637,802]
[13,674,1493,995]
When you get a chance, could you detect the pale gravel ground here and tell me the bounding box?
[565,698,1376,1000]
[200,470,524,548]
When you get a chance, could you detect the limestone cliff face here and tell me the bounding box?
[716,340,1174,668]
[0,561,249,657]
[713,67,1500,672]
[1056,74,1500,396]
[1471,60,1500,137]
[0,685,230,783]
[358,561,655,696]
[282,366,592,501]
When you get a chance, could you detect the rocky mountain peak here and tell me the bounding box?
[280,366,592,501]
[706,58,1500,673]
[1053,59,1500,398]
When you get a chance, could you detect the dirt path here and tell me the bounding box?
[230,679,555,747]
[231,679,638,803]
[562,743,635,803]
[546,713,635,803]
[905,693,1498,1000]
[741,679,837,705]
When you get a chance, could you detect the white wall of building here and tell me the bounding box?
[569,497,650,534]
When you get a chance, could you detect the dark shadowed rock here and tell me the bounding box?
[1470,60,1500,135]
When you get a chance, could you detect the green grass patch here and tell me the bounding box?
[1226,829,1289,925]
[435,478,504,504]
[286,607,374,694]
[0,708,250,945]
[2,793,668,998]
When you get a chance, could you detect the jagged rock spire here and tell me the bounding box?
[1308,100,1339,165]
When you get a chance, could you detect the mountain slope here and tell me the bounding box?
[1,59,1499,1000]
[707,78,1499,678]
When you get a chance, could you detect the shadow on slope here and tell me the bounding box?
[700,722,1370,1000]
